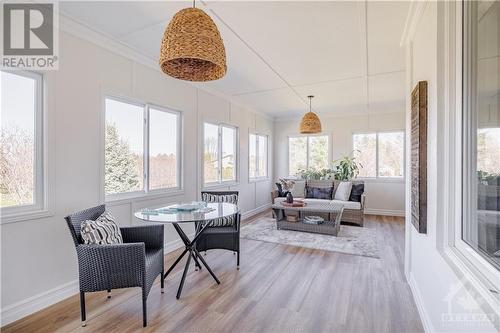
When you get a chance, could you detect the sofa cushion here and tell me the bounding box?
[331,200,361,210]
[349,183,365,202]
[305,186,334,200]
[291,180,306,198]
[334,181,352,201]
[303,198,333,205]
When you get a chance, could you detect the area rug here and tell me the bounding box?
[241,218,379,258]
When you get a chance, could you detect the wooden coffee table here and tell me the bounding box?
[271,202,344,236]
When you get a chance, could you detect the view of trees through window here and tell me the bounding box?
[353,132,404,178]
[462,0,499,271]
[288,135,328,176]
[249,134,268,179]
[203,123,237,184]
[104,98,180,196]
[1,71,38,208]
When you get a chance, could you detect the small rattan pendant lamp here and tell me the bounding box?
[159,0,227,82]
[299,95,322,134]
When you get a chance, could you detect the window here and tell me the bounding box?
[353,131,404,178]
[249,133,268,180]
[104,97,181,198]
[0,71,44,215]
[203,123,237,185]
[462,1,500,272]
[288,135,328,176]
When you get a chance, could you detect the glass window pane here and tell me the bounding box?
[204,123,219,183]
[249,134,257,179]
[353,133,376,177]
[0,72,36,207]
[258,135,267,177]
[308,136,328,170]
[289,137,307,176]
[105,98,144,195]
[378,132,404,177]
[463,1,500,271]
[222,126,236,181]
[149,108,178,190]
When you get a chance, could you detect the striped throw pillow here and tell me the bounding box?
[201,193,238,227]
[81,211,123,245]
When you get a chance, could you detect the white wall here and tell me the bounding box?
[0,29,273,325]
[274,112,406,215]
[404,2,498,332]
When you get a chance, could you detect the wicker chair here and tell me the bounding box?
[197,191,241,269]
[64,204,164,327]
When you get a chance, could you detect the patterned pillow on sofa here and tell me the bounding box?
[81,211,123,245]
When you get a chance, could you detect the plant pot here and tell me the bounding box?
[286,192,294,204]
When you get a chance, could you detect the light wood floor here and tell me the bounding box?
[3,212,423,333]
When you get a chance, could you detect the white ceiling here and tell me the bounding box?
[60,1,409,119]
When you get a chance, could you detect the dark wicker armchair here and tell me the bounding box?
[197,191,241,269]
[64,204,164,327]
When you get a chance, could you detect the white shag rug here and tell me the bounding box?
[241,217,379,258]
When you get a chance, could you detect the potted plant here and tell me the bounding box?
[332,152,362,181]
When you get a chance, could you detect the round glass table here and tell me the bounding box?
[134,202,239,299]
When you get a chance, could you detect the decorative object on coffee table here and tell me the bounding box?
[411,80,427,234]
[281,199,306,207]
[279,178,296,203]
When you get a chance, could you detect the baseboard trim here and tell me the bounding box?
[241,204,271,220]
[364,208,405,217]
[0,279,79,327]
[407,272,434,333]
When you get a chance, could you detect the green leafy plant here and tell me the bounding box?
[296,168,335,180]
[477,171,500,186]
[332,152,362,181]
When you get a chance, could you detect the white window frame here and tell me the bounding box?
[352,130,405,180]
[104,96,183,202]
[202,122,238,187]
[436,0,500,314]
[249,132,269,181]
[287,134,330,176]
[0,70,51,223]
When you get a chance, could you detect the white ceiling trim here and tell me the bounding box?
[58,12,274,121]
[400,1,429,46]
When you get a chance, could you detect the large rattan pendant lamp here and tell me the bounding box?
[159,0,227,82]
[299,95,322,134]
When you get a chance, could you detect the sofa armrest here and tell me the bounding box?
[361,193,366,210]
[271,190,279,203]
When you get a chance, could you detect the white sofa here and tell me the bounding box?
[271,179,366,226]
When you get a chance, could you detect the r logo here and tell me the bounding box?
[3,3,54,56]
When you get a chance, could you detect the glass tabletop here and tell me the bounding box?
[134,202,239,223]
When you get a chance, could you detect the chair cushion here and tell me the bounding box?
[80,211,123,245]
[202,192,238,204]
[209,215,236,227]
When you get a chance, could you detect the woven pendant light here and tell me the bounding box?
[159,1,227,82]
[300,95,322,134]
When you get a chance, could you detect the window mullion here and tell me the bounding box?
[144,106,149,193]
[218,125,223,183]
